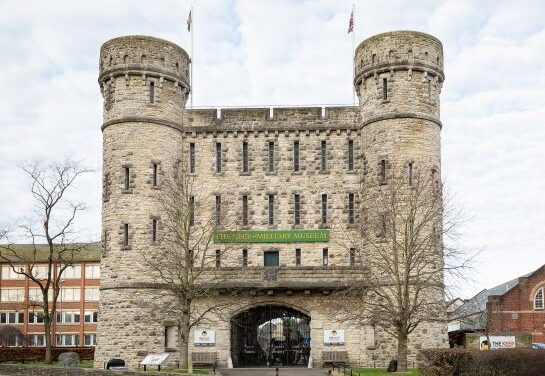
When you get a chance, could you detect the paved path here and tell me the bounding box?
[219,368,330,376]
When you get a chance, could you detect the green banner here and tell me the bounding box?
[213,229,329,244]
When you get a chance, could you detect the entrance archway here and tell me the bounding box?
[231,305,311,367]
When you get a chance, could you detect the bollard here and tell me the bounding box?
[328,370,332,375]
[276,366,279,376]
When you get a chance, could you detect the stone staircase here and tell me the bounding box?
[219,368,330,376]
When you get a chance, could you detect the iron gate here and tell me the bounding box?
[231,305,311,367]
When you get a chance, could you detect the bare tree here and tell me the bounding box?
[140,158,233,369]
[0,159,90,363]
[334,163,471,372]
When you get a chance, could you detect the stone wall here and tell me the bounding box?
[0,364,200,376]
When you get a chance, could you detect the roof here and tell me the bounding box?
[0,242,101,263]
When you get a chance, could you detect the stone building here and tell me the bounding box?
[95,31,447,369]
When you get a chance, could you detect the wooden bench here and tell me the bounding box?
[323,350,349,366]
[192,352,217,369]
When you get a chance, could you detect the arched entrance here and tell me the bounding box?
[231,305,311,367]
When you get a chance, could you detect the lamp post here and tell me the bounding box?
[58,279,66,347]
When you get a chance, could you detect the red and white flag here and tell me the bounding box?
[348,9,354,33]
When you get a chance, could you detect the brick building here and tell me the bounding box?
[95,30,448,368]
[0,244,101,348]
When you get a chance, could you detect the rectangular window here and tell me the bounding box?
[152,163,158,187]
[84,311,99,323]
[84,334,97,347]
[242,195,249,226]
[149,81,155,103]
[189,142,196,173]
[321,194,328,226]
[56,334,80,347]
[31,265,49,280]
[428,79,432,98]
[124,166,130,190]
[294,194,301,226]
[242,249,248,267]
[152,218,158,242]
[215,142,222,174]
[29,288,52,302]
[60,265,81,279]
[0,311,24,324]
[84,288,100,301]
[123,223,129,247]
[29,311,45,324]
[268,194,274,226]
[0,289,24,302]
[379,159,386,183]
[85,265,100,279]
[349,248,356,266]
[348,193,355,224]
[408,163,413,186]
[215,250,221,268]
[215,195,221,226]
[348,140,354,171]
[383,78,388,100]
[268,141,275,173]
[322,248,329,267]
[242,141,249,173]
[295,248,301,267]
[293,140,300,172]
[56,311,80,324]
[60,288,81,302]
[29,334,45,347]
[189,196,195,226]
[1,265,25,280]
[320,141,327,171]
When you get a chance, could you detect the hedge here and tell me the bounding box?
[419,348,545,376]
[0,347,94,363]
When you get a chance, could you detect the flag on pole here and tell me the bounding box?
[187,10,192,32]
[347,9,354,33]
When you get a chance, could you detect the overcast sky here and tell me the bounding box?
[0,0,544,298]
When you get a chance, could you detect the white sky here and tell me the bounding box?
[0,0,544,299]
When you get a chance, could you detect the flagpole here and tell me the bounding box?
[352,3,356,106]
[190,4,194,108]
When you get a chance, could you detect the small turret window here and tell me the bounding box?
[383,78,388,100]
[123,54,129,64]
[535,287,544,309]
[407,50,413,61]
[372,54,376,64]
[149,81,155,104]
[123,223,130,247]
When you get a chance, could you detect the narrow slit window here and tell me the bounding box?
[321,194,328,226]
[152,219,158,242]
[152,163,158,187]
[295,248,301,267]
[380,159,386,183]
[383,78,388,100]
[379,214,386,238]
[293,140,300,172]
[348,140,354,171]
[149,81,155,103]
[428,79,432,98]
[215,143,222,174]
[349,248,356,266]
[215,195,221,226]
[320,141,327,171]
[322,248,329,267]
[348,193,355,224]
[189,143,196,173]
[242,141,249,173]
[294,194,301,226]
[124,166,130,190]
[123,223,129,247]
[268,194,274,226]
[408,163,413,186]
[268,141,275,173]
[189,196,195,226]
[215,250,221,268]
[242,249,248,267]
[242,195,249,226]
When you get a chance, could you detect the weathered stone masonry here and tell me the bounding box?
[96,31,447,369]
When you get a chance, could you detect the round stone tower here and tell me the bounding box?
[354,30,444,178]
[96,36,190,368]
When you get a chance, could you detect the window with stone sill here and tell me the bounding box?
[534,287,544,310]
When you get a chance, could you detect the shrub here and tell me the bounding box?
[0,347,94,363]
[419,348,545,376]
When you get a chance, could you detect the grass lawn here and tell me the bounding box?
[346,368,420,375]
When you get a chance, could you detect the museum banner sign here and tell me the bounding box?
[213,229,329,244]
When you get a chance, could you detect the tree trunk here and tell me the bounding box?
[178,310,191,369]
[44,317,52,364]
[397,331,408,372]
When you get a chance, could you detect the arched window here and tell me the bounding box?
[534,287,544,309]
